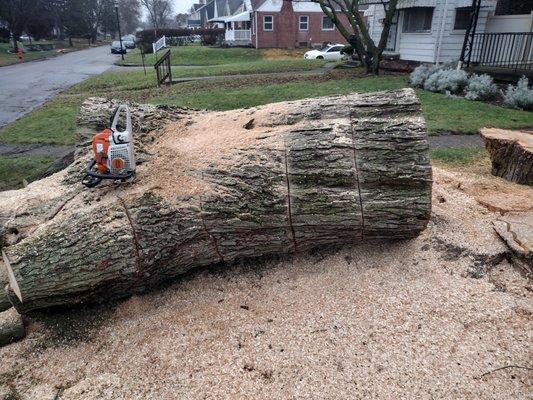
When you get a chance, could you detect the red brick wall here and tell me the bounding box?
[251,2,353,49]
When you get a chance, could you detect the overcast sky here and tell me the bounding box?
[172,0,196,14]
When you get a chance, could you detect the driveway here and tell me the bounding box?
[0,45,119,129]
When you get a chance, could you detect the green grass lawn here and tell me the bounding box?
[430,147,488,166]
[0,39,96,67]
[0,97,80,145]
[121,46,264,66]
[120,46,308,66]
[0,155,57,191]
[72,59,327,93]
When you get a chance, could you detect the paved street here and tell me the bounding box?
[0,45,119,129]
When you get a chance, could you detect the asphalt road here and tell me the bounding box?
[0,45,119,129]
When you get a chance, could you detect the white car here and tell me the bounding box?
[304,44,346,60]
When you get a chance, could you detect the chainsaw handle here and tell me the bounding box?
[110,105,132,136]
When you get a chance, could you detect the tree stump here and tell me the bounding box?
[480,128,533,185]
[0,89,432,313]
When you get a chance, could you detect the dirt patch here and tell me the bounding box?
[261,48,307,60]
[0,162,531,399]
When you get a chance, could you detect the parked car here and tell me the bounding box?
[122,34,136,43]
[122,40,135,49]
[304,44,346,60]
[110,41,127,54]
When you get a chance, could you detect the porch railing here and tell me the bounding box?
[464,32,532,71]
[225,29,251,42]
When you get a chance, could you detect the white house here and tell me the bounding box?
[364,0,501,64]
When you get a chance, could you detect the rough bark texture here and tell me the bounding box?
[0,306,25,346]
[75,97,191,143]
[1,89,432,313]
[480,128,533,185]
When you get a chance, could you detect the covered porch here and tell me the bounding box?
[222,11,252,45]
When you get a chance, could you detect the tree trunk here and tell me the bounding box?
[480,128,532,185]
[1,90,432,313]
[11,34,18,53]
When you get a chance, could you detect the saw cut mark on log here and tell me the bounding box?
[350,114,365,240]
[117,196,144,279]
[2,250,21,302]
[1,89,433,313]
[283,146,298,251]
[199,198,225,263]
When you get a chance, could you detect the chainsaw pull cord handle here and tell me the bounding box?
[110,105,132,144]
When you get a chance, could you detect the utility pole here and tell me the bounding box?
[114,0,124,61]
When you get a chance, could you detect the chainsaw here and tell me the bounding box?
[82,105,136,188]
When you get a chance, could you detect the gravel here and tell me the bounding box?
[0,166,531,400]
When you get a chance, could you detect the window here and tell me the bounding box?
[263,15,273,31]
[496,0,533,15]
[328,46,343,52]
[322,16,334,30]
[454,7,472,30]
[402,7,434,33]
[299,15,309,31]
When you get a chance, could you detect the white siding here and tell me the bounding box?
[366,0,497,63]
[485,13,533,33]
[437,0,497,63]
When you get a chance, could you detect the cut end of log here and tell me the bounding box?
[480,128,533,185]
[2,250,21,302]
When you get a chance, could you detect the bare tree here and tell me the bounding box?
[0,0,37,51]
[140,0,172,36]
[118,0,141,34]
[298,0,398,74]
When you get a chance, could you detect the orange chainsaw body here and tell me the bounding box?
[92,128,112,174]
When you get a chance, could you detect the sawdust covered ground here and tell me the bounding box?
[0,164,531,400]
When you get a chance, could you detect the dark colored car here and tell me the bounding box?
[111,41,126,54]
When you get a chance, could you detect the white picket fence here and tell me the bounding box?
[152,35,166,54]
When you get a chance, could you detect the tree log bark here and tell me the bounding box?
[480,128,533,185]
[1,89,432,313]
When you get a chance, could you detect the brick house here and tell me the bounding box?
[204,0,359,48]
[250,0,351,48]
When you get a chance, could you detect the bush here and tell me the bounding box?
[503,76,533,111]
[464,73,498,101]
[423,68,469,94]
[410,64,436,87]
[201,33,218,46]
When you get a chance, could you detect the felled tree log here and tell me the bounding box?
[75,97,191,146]
[1,89,432,313]
[0,99,191,312]
[480,128,533,185]
[0,306,25,346]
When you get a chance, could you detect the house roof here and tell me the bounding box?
[254,1,355,13]
[225,10,252,21]
[360,0,436,6]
